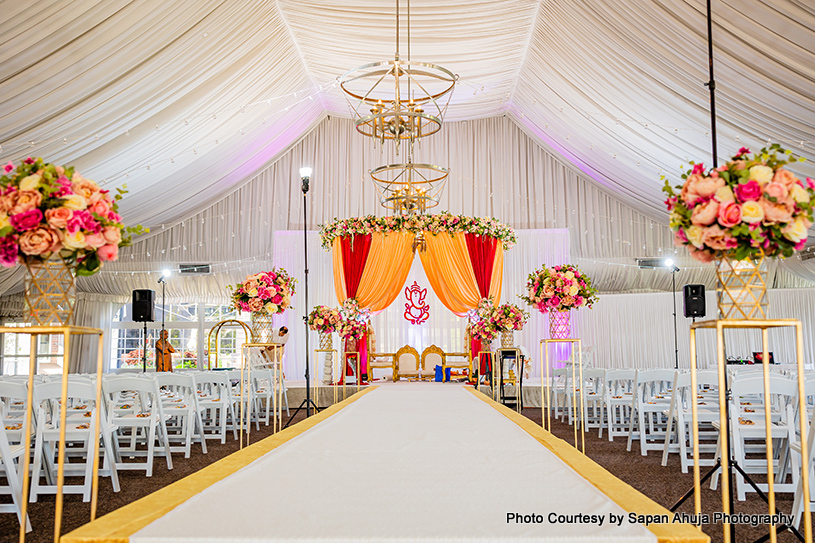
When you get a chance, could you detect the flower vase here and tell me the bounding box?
[716,251,768,319]
[319,332,334,385]
[250,311,275,342]
[501,330,514,348]
[23,256,76,326]
[549,310,570,339]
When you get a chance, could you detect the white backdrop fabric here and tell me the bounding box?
[131,383,657,543]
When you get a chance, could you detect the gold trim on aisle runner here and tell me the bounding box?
[466,387,710,543]
[540,338,584,453]
[688,319,812,543]
[0,325,104,543]
[61,386,377,543]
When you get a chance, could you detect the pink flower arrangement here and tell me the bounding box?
[520,264,598,313]
[0,157,145,274]
[470,318,498,342]
[229,268,296,315]
[337,319,367,340]
[664,145,814,261]
[318,212,516,250]
[490,303,529,332]
[307,305,342,333]
[468,296,500,341]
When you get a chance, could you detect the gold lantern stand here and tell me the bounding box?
[679,319,811,543]
[2,325,104,543]
[207,319,253,370]
[540,338,585,454]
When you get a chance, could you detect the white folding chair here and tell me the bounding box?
[601,369,637,441]
[0,404,31,532]
[102,376,174,477]
[627,369,675,456]
[193,372,235,444]
[154,373,207,457]
[661,370,720,472]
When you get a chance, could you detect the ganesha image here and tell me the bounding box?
[404,281,430,325]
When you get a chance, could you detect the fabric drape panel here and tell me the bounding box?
[420,233,481,317]
[489,245,504,304]
[332,239,347,305]
[340,235,372,300]
[464,234,498,299]
[355,232,414,313]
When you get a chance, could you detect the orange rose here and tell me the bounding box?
[10,191,42,215]
[687,174,725,199]
[19,226,61,256]
[691,199,719,226]
[45,207,73,230]
[71,174,101,200]
[760,197,794,224]
[772,168,799,189]
[102,226,121,245]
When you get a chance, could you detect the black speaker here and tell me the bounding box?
[683,284,706,318]
[132,289,155,322]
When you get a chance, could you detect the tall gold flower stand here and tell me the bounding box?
[478,350,497,401]
[0,325,104,543]
[688,319,811,543]
[240,343,284,438]
[540,338,585,453]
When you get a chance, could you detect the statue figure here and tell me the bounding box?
[155,329,175,372]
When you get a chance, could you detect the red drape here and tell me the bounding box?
[465,233,498,299]
[341,234,372,299]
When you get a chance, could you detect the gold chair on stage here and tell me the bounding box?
[367,327,395,381]
[393,345,420,381]
[420,345,445,381]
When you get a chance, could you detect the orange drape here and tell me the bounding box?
[356,232,414,313]
[489,244,504,304]
[419,232,481,316]
[331,238,347,306]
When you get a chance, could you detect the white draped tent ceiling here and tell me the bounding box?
[1,0,814,298]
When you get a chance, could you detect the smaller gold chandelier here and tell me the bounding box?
[369,161,449,216]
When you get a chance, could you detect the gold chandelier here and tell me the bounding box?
[340,0,456,217]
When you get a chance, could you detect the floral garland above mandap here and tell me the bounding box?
[0,157,146,275]
[520,264,598,313]
[663,145,814,262]
[307,305,342,333]
[229,268,296,315]
[318,212,516,250]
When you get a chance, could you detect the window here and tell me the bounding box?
[110,303,249,371]
[1,320,66,375]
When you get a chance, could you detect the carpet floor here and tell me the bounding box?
[0,399,810,543]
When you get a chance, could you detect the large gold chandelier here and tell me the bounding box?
[340,0,456,216]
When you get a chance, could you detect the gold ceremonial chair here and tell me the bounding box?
[393,345,420,381]
[367,332,395,381]
[420,345,445,381]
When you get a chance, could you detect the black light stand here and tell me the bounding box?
[142,321,148,373]
[285,168,320,428]
[669,264,679,370]
[157,274,167,340]
[670,2,804,540]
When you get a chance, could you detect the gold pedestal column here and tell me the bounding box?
[688,319,811,543]
[0,325,104,543]
[540,338,584,453]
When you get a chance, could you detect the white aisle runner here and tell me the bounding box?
[132,383,656,542]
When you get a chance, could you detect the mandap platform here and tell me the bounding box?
[62,382,708,543]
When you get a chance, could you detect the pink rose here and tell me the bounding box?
[701,225,731,251]
[735,180,761,202]
[239,301,251,312]
[257,287,271,299]
[717,201,742,228]
[3,162,13,174]
[760,198,794,224]
[101,226,121,245]
[97,243,119,262]
[10,209,43,231]
[89,199,111,217]
[19,226,60,256]
[764,182,789,201]
[689,247,715,263]
[272,293,283,304]
[690,199,719,226]
[45,207,73,230]
[247,298,263,312]
[773,169,799,189]
[547,296,561,307]
[674,229,688,246]
[10,191,42,215]
[0,236,18,266]
[687,174,725,199]
[84,232,106,249]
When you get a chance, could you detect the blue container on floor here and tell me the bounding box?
[434,365,451,382]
